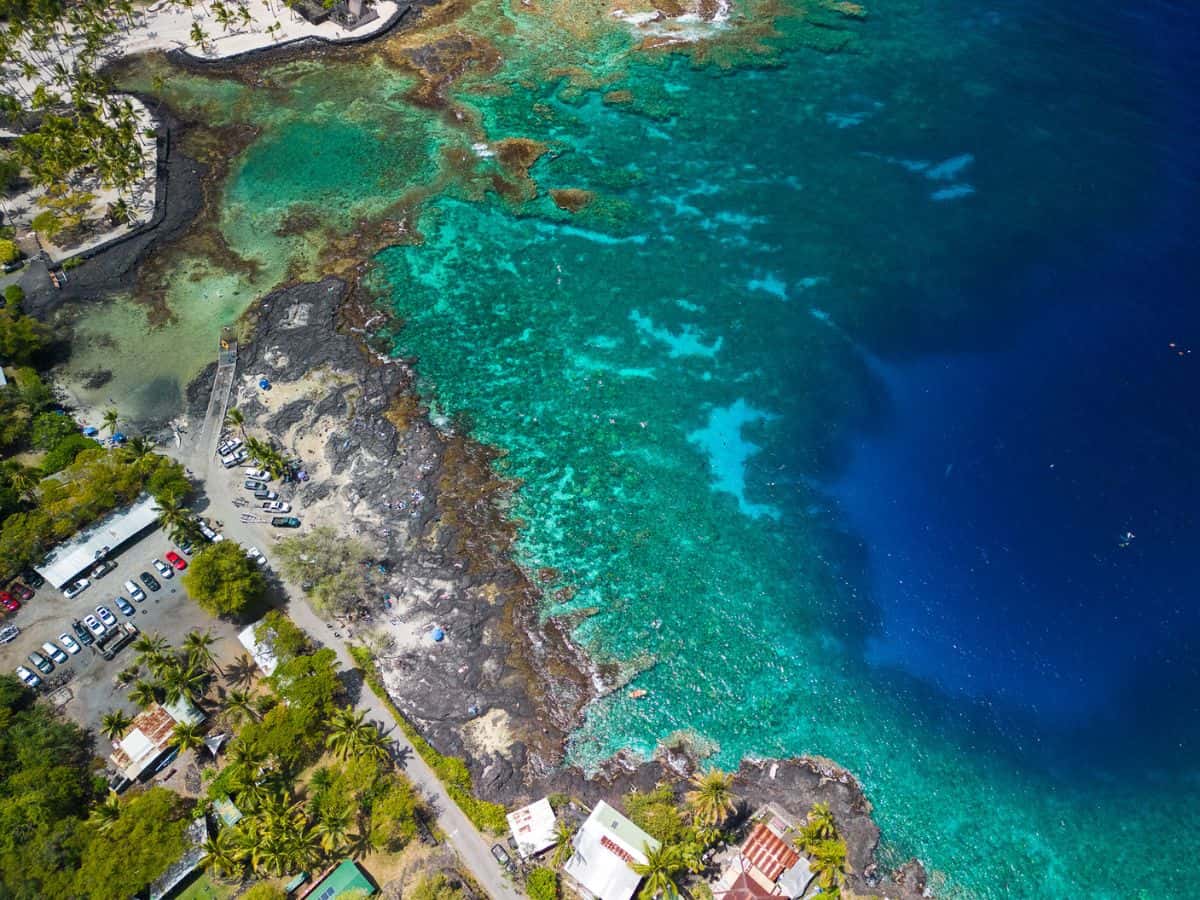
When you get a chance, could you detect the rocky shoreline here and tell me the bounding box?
[184,277,927,899]
[17,14,932,897]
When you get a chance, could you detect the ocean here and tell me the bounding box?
[85,0,1199,894]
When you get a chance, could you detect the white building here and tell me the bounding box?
[35,493,160,587]
[563,801,660,900]
[238,620,279,675]
[507,797,557,860]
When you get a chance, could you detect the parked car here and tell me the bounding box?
[27,651,53,675]
[152,559,173,579]
[271,516,301,528]
[218,438,243,456]
[90,560,117,579]
[198,521,217,541]
[178,542,195,556]
[491,844,512,867]
[139,572,161,592]
[246,547,266,566]
[9,582,34,602]
[0,624,20,645]
[124,580,146,602]
[221,450,247,468]
[2,259,24,274]
[0,592,18,612]
[63,578,90,599]
[83,614,106,637]
[165,551,187,570]
[20,570,45,589]
[41,641,68,665]
[114,596,135,616]
[95,606,117,628]
[15,666,41,688]
[58,633,81,654]
[244,479,267,492]
[72,619,95,646]
[242,468,269,481]
[255,490,279,501]
[262,500,291,513]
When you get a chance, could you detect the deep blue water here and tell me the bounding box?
[832,0,1200,767]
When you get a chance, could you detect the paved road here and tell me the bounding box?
[176,397,522,900]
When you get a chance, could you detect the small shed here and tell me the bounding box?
[299,859,376,899]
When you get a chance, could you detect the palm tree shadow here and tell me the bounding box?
[225,653,257,689]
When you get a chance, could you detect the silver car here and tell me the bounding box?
[41,641,69,665]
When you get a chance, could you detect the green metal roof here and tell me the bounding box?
[307,859,376,899]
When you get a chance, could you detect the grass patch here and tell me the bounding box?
[174,872,238,900]
[350,645,509,835]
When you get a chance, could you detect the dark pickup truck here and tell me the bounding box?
[270,516,301,528]
[71,619,95,646]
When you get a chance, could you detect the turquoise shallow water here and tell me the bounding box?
[366,0,1197,896]
[99,0,1196,894]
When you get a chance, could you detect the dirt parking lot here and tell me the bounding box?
[0,527,244,736]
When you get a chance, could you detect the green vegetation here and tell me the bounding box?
[409,872,468,900]
[182,541,267,617]
[527,866,560,900]
[0,238,17,264]
[1,0,155,246]
[793,802,851,898]
[631,842,686,900]
[275,525,376,618]
[0,438,190,582]
[0,675,193,898]
[3,284,23,306]
[684,768,738,828]
[238,883,286,900]
[350,644,509,834]
[76,788,192,900]
[0,305,48,365]
[200,617,422,881]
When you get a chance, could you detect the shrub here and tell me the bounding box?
[3,284,22,306]
[41,433,102,474]
[527,868,559,900]
[0,238,17,265]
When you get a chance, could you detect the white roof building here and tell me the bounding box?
[238,621,279,675]
[35,494,160,587]
[564,801,659,900]
[507,797,557,860]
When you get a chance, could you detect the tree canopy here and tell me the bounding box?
[182,541,267,617]
[74,788,192,900]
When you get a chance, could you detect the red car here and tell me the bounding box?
[0,592,20,613]
[9,582,34,602]
[165,551,187,571]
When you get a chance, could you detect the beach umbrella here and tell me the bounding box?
[431,627,445,642]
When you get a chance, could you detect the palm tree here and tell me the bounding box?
[346,826,386,860]
[325,707,367,759]
[162,659,208,705]
[200,828,247,881]
[154,494,195,544]
[170,721,207,753]
[87,791,123,832]
[806,802,837,841]
[631,842,685,900]
[223,407,246,439]
[183,629,223,676]
[102,407,119,436]
[7,464,41,504]
[355,724,392,764]
[99,709,133,740]
[807,838,850,894]
[133,633,170,672]
[550,819,576,868]
[128,679,159,709]
[124,435,155,459]
[224,688,259,725]
[313,808,353,854]
[686,768,737,828]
